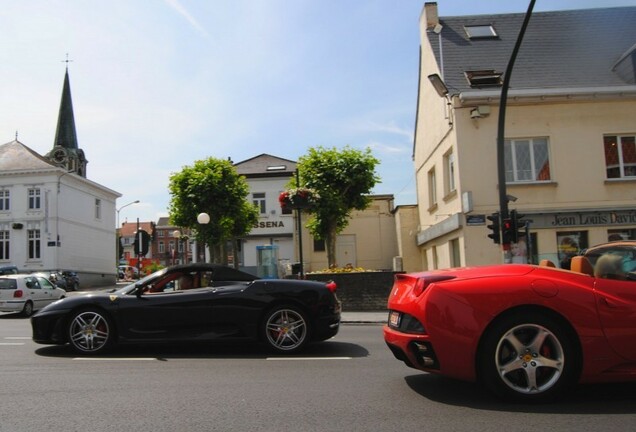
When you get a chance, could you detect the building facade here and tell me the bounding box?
[409,3,636,269]
[0,69,121,286]
[234,154,297,276]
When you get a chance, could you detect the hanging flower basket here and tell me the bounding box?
[279,187,320,210]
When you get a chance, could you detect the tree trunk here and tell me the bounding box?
[326,224,338,268]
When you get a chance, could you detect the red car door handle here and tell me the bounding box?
[600,297,618,308]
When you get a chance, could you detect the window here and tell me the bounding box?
[428,168,437,209]
[608,229,636,241]
[28,188,41,210]
[505,138,551,183]
[0,190,9,211]
[313,238,326,252]
[464,25,497,39]
[159,241,165,253]
[444,151,456,196]
[158,230,164,237]
[557,231,588,269]
[465,70,502,87]
[95,199,102,219]
[28,229,41,259]
[253,192,266,215]
[169,240,175,252]
[450,238,461,267]
[0,229,9,260]
[604,135,636,178]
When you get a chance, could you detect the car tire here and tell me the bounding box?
[262,306,309,354]
[67,308,114,354]
[478,312,579,403]
[22,301,34,317]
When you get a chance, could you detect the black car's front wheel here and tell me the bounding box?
[67,308,114,354]
[478,313,579,403]
[262,306,309,354]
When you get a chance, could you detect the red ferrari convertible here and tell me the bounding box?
[384,241,636,402]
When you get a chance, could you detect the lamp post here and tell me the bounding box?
[115,200,139,274]
[116,200,140,229]
[197,212,210,262]
[172,230,188,264]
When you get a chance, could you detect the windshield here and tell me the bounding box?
[114,267,171,295]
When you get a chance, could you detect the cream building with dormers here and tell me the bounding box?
[234,154,400,276]
[410,3,636,269]
[0,68,121,285]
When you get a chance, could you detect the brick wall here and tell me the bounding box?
[304,271,399,311]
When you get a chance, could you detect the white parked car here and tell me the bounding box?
[0,274,66,317]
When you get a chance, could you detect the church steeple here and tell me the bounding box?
[53,68,79,150]
[46,64,88,177]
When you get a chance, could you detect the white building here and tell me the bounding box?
[0,68,121,286]
[234,154,297,276]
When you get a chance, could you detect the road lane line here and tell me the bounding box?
[5,337,31,340]
[0,343,25,346]
[266,357,352,361]
[73,358,157,361]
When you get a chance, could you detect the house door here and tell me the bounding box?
[336,235,356,268]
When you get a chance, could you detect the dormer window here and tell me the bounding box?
[465,70,503,87]
[464,25,497,39]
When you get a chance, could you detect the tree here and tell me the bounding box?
[294,146,379,268]
[168,157,258,265]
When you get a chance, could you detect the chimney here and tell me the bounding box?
[424,2,439,30]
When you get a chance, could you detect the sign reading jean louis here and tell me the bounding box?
[529,210,636,229]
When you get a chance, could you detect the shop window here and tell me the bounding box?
[608,229,636,241]
[557,231,588,269]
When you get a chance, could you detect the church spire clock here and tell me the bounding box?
[46,59,88,178]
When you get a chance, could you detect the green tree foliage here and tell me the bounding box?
[168,157,258,264]
[295,146,379,267]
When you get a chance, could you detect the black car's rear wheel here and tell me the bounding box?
[478,313,578,403]
[68,309,114,354]
[262,306,309,354]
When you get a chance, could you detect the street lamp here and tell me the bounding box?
[173,229,183,265]
[116,200,140,229]
[197,212,210,262]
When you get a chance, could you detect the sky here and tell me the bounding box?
[2,0,634,226]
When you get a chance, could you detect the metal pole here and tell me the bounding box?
[136,218,141,276]
[296,169,304,279]
[496,0,535,262]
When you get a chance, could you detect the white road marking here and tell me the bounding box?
[0,343,25,346]
[266,357,352,361]
[73,358,157,361]
[5,337,31,340]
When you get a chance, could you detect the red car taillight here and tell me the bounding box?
[13,290,24,298]
[412,275,455,296]
[326,281,337,293]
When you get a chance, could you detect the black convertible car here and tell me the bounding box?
[31,263,341,355]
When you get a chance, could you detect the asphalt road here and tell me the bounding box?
[1,314,635,432]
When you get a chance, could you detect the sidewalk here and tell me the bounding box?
[77,284,387,324]
[341,311,387,324]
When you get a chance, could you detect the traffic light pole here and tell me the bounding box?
[496,0,535,263]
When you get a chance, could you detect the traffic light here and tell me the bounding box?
[510,209,527,243]
[486,212,501,244]
[134,229,151,256]
[501,217,514,244]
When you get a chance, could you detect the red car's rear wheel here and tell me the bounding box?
[479,313,579,403]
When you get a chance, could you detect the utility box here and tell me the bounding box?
[256,245,279,279]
